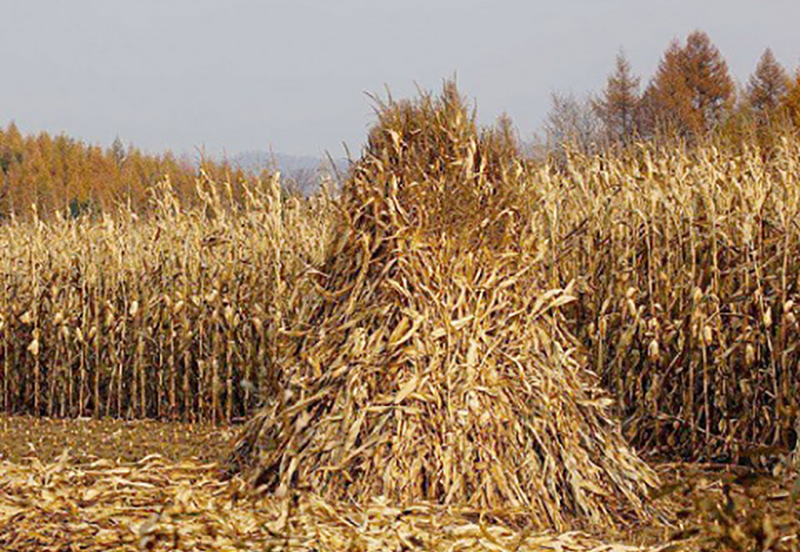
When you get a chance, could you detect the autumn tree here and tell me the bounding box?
[747,48,790,121]
[1,123,25,172]
[593,50,641,144]
[783,70,800,128]
[640,40,694,138]
[0,122,274,220]
[644,31,734,140]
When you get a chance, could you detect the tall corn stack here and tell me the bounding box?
[0,175,333,422]
[230,82,662,531]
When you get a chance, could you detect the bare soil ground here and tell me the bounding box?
[0,416,237,465]
[0,416,797,551]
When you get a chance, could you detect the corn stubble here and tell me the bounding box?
[0,454,656,552]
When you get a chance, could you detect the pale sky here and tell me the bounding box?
[1,1,799,158]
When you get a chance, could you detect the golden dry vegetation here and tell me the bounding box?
[228,84,663,534]
[2,82,800,549]
[0,419,661,551]
[0,454,654,551]
[1,418,799,551]
[0,175,332,422]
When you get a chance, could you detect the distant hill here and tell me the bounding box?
[232,151,349,195]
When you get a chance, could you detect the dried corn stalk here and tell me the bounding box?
[231,82,662,531]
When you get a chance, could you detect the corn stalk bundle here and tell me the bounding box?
[230,83,661,530]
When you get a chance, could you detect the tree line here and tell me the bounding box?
[3,29,796,219]
[542,30,800,153]
[0,125,264,220]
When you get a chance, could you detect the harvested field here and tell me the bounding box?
[0,459,651,551]
[2,86,799,462]
[0,417,659,551]
[1,417,799,551]
[3,82,800,549]
[0,416,235,465]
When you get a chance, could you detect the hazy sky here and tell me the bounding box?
[1,1,799,158]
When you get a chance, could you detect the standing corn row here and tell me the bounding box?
[531,141,800,461]
[0,176,332,422]
[2,124,800,463]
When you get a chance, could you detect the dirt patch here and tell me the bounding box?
[648,462,800,550]
[0,416,237,464]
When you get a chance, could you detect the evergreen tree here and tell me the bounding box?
[593,50,641,144]
[747,48,789,119]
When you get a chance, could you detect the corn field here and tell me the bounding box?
[1,96,799,465]
[0,175,333,422]
[538,141,800,462]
